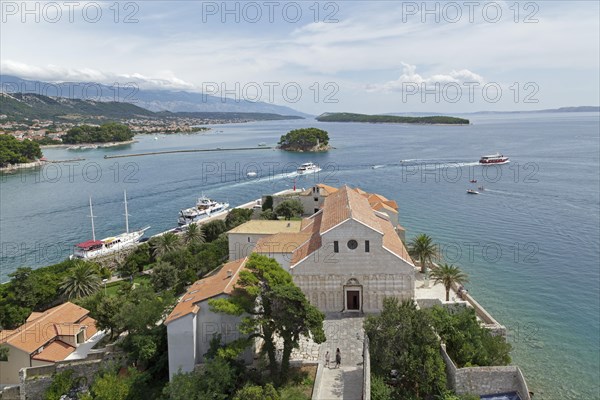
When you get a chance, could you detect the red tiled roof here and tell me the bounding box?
[1,302,92,354]
[379,215,413,263]
[165,258,247,325]
[31,340,75,363]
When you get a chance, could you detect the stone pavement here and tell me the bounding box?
[273,313,366,399]
[317,314,365,400]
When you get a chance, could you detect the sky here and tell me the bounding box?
[1,1,599,114]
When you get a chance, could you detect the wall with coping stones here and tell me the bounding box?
[440,343,531,400]
[16,345,125,400]
[362,336,371,400]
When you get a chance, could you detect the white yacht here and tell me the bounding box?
[71,192,149,259]
[297,162,322,174]
[178,195,229,225]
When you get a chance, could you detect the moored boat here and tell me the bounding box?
[71,192,149,259]
[178,195,229,225]
[479,153,510,165]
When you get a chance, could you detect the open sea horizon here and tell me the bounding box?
[1,112,599,399]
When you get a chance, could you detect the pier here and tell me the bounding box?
[103,146,275,159]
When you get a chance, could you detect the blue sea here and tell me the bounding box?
[1,113,599,399]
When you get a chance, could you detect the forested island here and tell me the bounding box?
[278,128,330,152]
[62,123,134,144]
[0,135,43,167]
[316,112,470,125]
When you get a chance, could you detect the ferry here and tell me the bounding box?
[178,195,229,226]
[71,192,149,259]
[479,153,510,165]
[297,162,322,174]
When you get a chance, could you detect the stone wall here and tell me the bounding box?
[440,343,531,400]
[0,385,20,400]
[363,336,371,400]
[17,345,124,400]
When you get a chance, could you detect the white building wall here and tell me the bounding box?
[291,220,414,313]
[167,313,197,380]
[195,295,253,365]
[228,233,270,260]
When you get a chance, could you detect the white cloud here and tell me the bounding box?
[366,63,485,92]
[1,60,195,90]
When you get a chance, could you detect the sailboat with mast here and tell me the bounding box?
[71,191,150,259]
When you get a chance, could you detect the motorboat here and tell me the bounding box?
[467,189,480,195]
[178,195,229,225]
[479,153,510,165]
[297,162,322,174]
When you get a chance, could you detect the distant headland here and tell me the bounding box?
[316,112,470,125]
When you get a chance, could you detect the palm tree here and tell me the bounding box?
[429,263,469,301]
[152,232,181,258]
[60,262,101,299]
[408,233,438,273]
[183,223,205,245]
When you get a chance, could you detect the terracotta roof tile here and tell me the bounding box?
[165,258,247,325]
[379,215,413,263]
[227,220,301,234]
[2,302,91,354]
[31,340,75,363]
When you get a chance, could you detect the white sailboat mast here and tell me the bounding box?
[89,196,96,241]
[124,190,130,234]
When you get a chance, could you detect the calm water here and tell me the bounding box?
[1,113,599,399]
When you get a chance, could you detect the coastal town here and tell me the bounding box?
[0,115,260,143]
[0,183,531,400]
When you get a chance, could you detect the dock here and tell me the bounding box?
[150,188,302,238]
[104,146,274,159]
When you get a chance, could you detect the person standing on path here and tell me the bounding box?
[335,348,341,368]
[325,351,330,368]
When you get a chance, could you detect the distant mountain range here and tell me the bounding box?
[0,92,304,122]
[0,75,311,117]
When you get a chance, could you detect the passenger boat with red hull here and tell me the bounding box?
[479,153,510,165]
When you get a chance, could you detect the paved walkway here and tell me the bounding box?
[315,314,365,400]
[273,313,366,399]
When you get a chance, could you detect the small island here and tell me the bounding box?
[278,128,330,152]
[316,112,470,125]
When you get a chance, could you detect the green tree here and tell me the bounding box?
[162,357,238,400]
[60,262,101,299]
[44,369,75,400]
[210,254,325,386]
[364,298,447,399]
[150,261,178,292]
[151,232,181,259]
[427,306,512,367]
[182,223,205,245]
[408,233,438,274]
[429,263,469,301]
[260,209,278,220]
[225,208,254,229]
[371,375,392,400]
[274,199,304,220]
[93,294,123,339]
[202,219,228,242]
[233,383,280,400]
[262,195,273,211]
[278,128,329,151]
